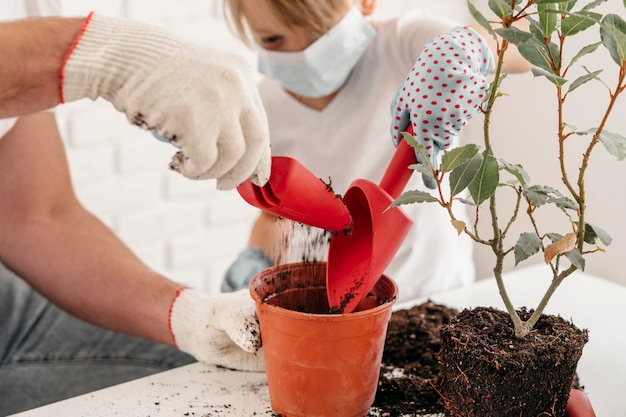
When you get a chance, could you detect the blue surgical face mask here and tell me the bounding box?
[256,7,376,98]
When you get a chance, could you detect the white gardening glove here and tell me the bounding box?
[60,12,270,190]
[169,288,265,372]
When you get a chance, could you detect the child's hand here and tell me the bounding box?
[390,26,494,188]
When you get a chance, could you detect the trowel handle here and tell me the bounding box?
[379,126,418,199]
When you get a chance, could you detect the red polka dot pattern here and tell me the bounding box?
[390,26,494,170]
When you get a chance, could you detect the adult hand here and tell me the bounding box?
[565,389,596,417]
[60,13,270,190]
[169,288,265,371]
[390,26,494,188]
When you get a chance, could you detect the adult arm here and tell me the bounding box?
[1,13,271,189]
[0,113,173,342]
[0,17,83,117]
[0,113,263,370]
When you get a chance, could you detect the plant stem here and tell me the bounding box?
[524,265,576,332]
[518,37,626,335]
[484,33,524,330]
[576,67,626,249]
[493,254,523,334]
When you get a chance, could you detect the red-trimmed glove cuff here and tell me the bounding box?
[168,286,191,347]
[59,11,94,103]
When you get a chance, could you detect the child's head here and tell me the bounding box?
[224,0,377,98]
[224,0,375,50]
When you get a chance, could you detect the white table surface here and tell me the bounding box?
[12,264,626,417]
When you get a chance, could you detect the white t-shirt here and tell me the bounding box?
[259,11,475,301]
[0,0,61,138]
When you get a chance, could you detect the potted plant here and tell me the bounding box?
[391,1,626,415]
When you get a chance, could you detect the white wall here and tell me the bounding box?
[55,1,626,293]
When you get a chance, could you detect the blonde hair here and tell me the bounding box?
[223,0,353,45]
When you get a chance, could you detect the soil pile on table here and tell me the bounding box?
[371,301,585,417]
[371,300,457,416]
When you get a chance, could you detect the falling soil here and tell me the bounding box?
[371,302,587,417]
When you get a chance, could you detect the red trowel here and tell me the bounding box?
[237,156,352,231]
[326,126,418,313]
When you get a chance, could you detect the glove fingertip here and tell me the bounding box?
[250,147,271,187]
[249,165,270,188]
[216,177,237,190]
[391,121,409,146]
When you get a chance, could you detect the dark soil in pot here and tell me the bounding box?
[371,302,587,417]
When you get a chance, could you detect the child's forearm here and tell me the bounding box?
[470,19,532,74]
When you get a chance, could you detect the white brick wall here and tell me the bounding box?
[54,1,470,292]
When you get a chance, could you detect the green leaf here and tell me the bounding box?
[494,27,534,45]
[567,69,603,93]
[456,197,477,206]
[389,190,439,209]
[599,129,626,160]
[538,3,558,37]
[529,19,547,41]
[535,0,579,4]
[546,232,564,243]
[600,14,626,65]
[561,12,601,36]
[401,132,435,173]
[401,132,422,150]
[440,144,479,173]
[408,163,434,177]
[450,154,483,197]
[567,42,602,68]
[468,1,497,40]
[514,232,543,265]
[563,122,579,132]
[547,195,578,210]
[584,223,613,246]
[561,0,577,11]
[524,185,550,207]
[499,159,530,186]
[531,67,568,86]
[468,148,499,205]
[581,0,608,11]
[518,38,560,72]
[565,248,586,270]
[488,0,512,18]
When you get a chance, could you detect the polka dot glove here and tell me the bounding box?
[169,288,265,372]
[60,13,271,190]
[390,26,494,189]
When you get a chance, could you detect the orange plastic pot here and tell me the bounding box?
[249,261,398,417]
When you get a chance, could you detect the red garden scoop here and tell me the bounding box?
[326,126,418,313]
[237,156,352,231]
